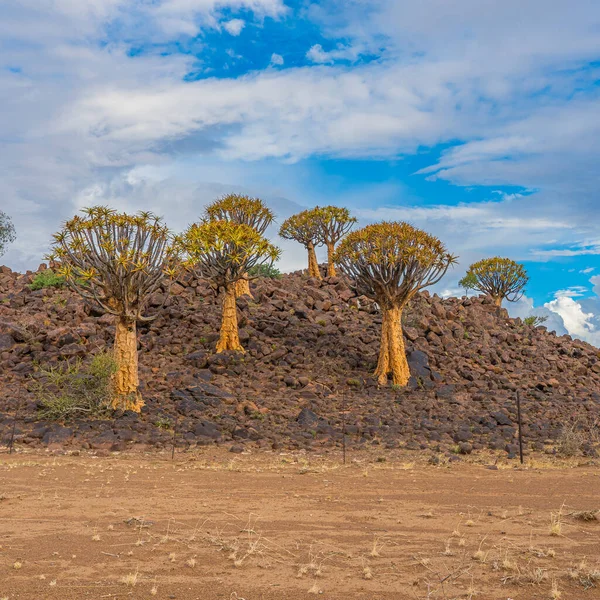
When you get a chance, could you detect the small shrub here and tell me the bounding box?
[154,416,173,430]
[29,269,66,290]
[32,352,118,421]
[248,263,282,279]
[556,422,586,457]
[524,315,548,327]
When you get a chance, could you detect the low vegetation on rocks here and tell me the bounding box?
[33,352,117,421]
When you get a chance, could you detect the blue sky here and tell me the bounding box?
[1,0,599,344]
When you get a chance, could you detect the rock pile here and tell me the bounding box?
[1,264,599,455]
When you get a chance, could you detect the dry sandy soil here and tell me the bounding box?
[1,450,600,600]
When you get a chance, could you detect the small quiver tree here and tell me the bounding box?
[204,194,274,297]
[50,207,178,412]
[0,210,17,257]
[460,257,528,308]
[279,210,322,279]
[314,206,357,277]
[181,220,280,353]
[335,222,456,387]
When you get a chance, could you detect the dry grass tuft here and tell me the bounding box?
[472,549,486,563]
[549,505,565,537]
[121,572,138,587]
[570,509,599,522]
[567,558,600,589]
[369,537,384,558]
[501,554,518,572]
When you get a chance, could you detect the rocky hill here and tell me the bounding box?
[1,264,599,457]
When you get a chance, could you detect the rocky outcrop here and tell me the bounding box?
[1,264,599,456]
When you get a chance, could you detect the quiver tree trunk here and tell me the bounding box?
[235,273,252,298]
[113,316,143,412]
[216,283,244,353]
[307,241,321,279]
[374,305,410,386]
[326,242,336,277]
[493,295,503,307]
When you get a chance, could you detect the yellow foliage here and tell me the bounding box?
[334,221,456,307]
[181,220,280,287]
[205,194,274,234]
[461,257,528,304]
[279,210,321,247]
[48,205,179,320]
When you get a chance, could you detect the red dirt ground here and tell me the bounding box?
[1,450,600,600]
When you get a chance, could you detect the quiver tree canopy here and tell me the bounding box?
[49,206,179,412]
[181,220,280,353]
[335,221,456,386]
[279,209,322,279]
[0,210,17,257]
[459,257,528,307]
[204,194,275,296]
[313,206,357,277]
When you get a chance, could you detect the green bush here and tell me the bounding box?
[248,263,282,279]
[32,352,118,421]
[29,269,66,290]
[523,315,548,327]
[154,416,173,430]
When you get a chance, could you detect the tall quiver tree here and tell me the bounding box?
[50,207,178,412]
[335,222,456,386]
[0,210,17,258]
[313,206,356,277]
[279,210,322,280]
[204,194,274,297]
[459,257,528,307]
[181,220,280,353]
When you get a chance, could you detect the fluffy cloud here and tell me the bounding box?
[305,43,361,64]
[222,18,246,35]
[544,295,599,345]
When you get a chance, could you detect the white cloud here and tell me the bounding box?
[553,286,589,299]
[545,295,599,344]
[1,0,285,42]
[305,43,361,64]
[270,53,284,65]
[223,18,245,35]
[533,241,600,258]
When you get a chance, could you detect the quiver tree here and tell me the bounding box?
[335,222,456,386]
[0,210,16,257]
[204,194,275,297]
[314,206,357,277]
[279,210,322,279]
[181,220,280,353]
[50,206,178,412]
[459,257,528,307]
